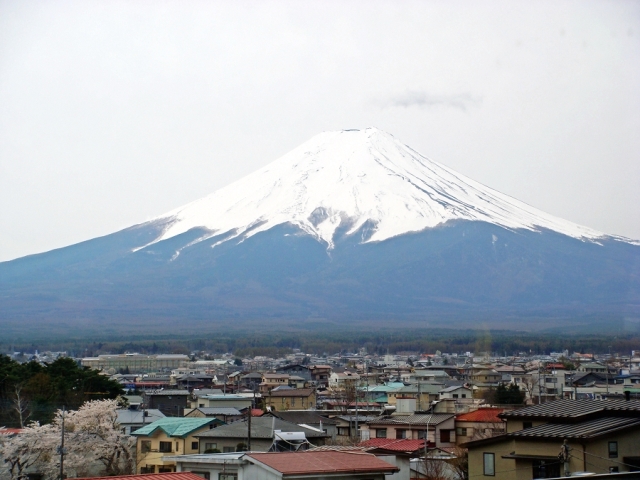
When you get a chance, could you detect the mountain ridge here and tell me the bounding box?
[0,128,638,338]
[132,127,635,258]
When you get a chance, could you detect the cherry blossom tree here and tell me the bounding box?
[1,399,135,480]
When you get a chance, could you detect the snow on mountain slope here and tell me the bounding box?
[138,127,632,253]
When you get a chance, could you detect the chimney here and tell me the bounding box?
[624,390,631,401]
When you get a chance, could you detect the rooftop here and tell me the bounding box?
[246,451,399,475]
[75,474,203,480]
[131,417,220,438]
[500,398,640,420]
[194,416,327,439]
[456,408,505,423]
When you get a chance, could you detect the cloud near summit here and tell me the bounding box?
[376,90,482,111]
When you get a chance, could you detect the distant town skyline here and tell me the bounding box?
[1,0,639,261]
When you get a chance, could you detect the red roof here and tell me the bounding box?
[251,408,264,417]
[0,428,23,435]
[456,408,505,423]
[75,474,203,480]
[359,438,427,452]
[246,451,399,475]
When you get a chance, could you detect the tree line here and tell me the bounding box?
[0,355,123,428]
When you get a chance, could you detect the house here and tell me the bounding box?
[275,364,312,381]
[329,371,360,389]
[439,385,472,400]
[363,413,456,448]
[465,398,640,478]
[144,390,191,417]
[454,407,505,445]
[261,373,291,393]
[334,415,380,441]
[267,410,338,441]
[183,407,244,424]
[264,387,316,411]
[174,373,216,390]
[193,416,328,453]
[116,408,165,434]
[167,450,399,479]
[75,473,204,480]
[190,393,253,411]
[387,384,440,410]
[309,364,332,388]
[132,417,224,474]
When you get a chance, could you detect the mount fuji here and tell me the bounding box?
[1,128,638,336]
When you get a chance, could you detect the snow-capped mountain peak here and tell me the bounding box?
[141,127,626,252]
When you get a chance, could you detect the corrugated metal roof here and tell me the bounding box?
[131,417,218,438]
[246,451,399,475]
[75,473,204,480]
[500,399,640,419]
[359,438,426,452]
[509,416,640,439]
[194,417,326,439]
[456,408,505,423]
[368,413,454,425]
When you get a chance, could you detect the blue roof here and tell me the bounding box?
[131,417,221,438]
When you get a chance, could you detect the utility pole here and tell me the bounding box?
[58,406,66,480]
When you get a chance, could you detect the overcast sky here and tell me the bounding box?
[1,0,639,262]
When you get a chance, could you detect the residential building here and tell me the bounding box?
[116,408,165,435]
[144,390,191,417]
[132,417,223,474]
[465,398,640,478]
[363,413,456,448]
[267,410,338,440]
[309,365,332,388]
[167,450,399,479]
[183,407,244,424]
[264,387,316,411]
[454,407,505,445]
[194,416,328,453]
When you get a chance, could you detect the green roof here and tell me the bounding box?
[131,417,221,438]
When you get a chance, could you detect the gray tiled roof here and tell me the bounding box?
[509,416,640,440]
[195,407,243,416]
[144,389,190,396]
[272,411,338,425]
[194,417,327,439]
[500,399,640,419]
[367,413,454,426]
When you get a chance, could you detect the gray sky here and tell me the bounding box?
[1,0,639,262]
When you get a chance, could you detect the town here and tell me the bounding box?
[1,347,639,479]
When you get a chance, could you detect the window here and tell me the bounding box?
[462,394,467,398]
[192,441,199,450]
[223,446,235,453]
[204,442,218,453]
[609,441,618,458]
[141,440,151,453]
[159,441,172,453]
[291,397,295,406]
[192,473,210,480]
[523,422,532,429]
[440,429,451,443]
[456,427,468,437]
[376,428,387,438]
[453,394,458,398]
[483,453,495,476]
[219,475,237,480]
[396,429,407,439]
[176,441,179,451]
[140,466,155,474]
